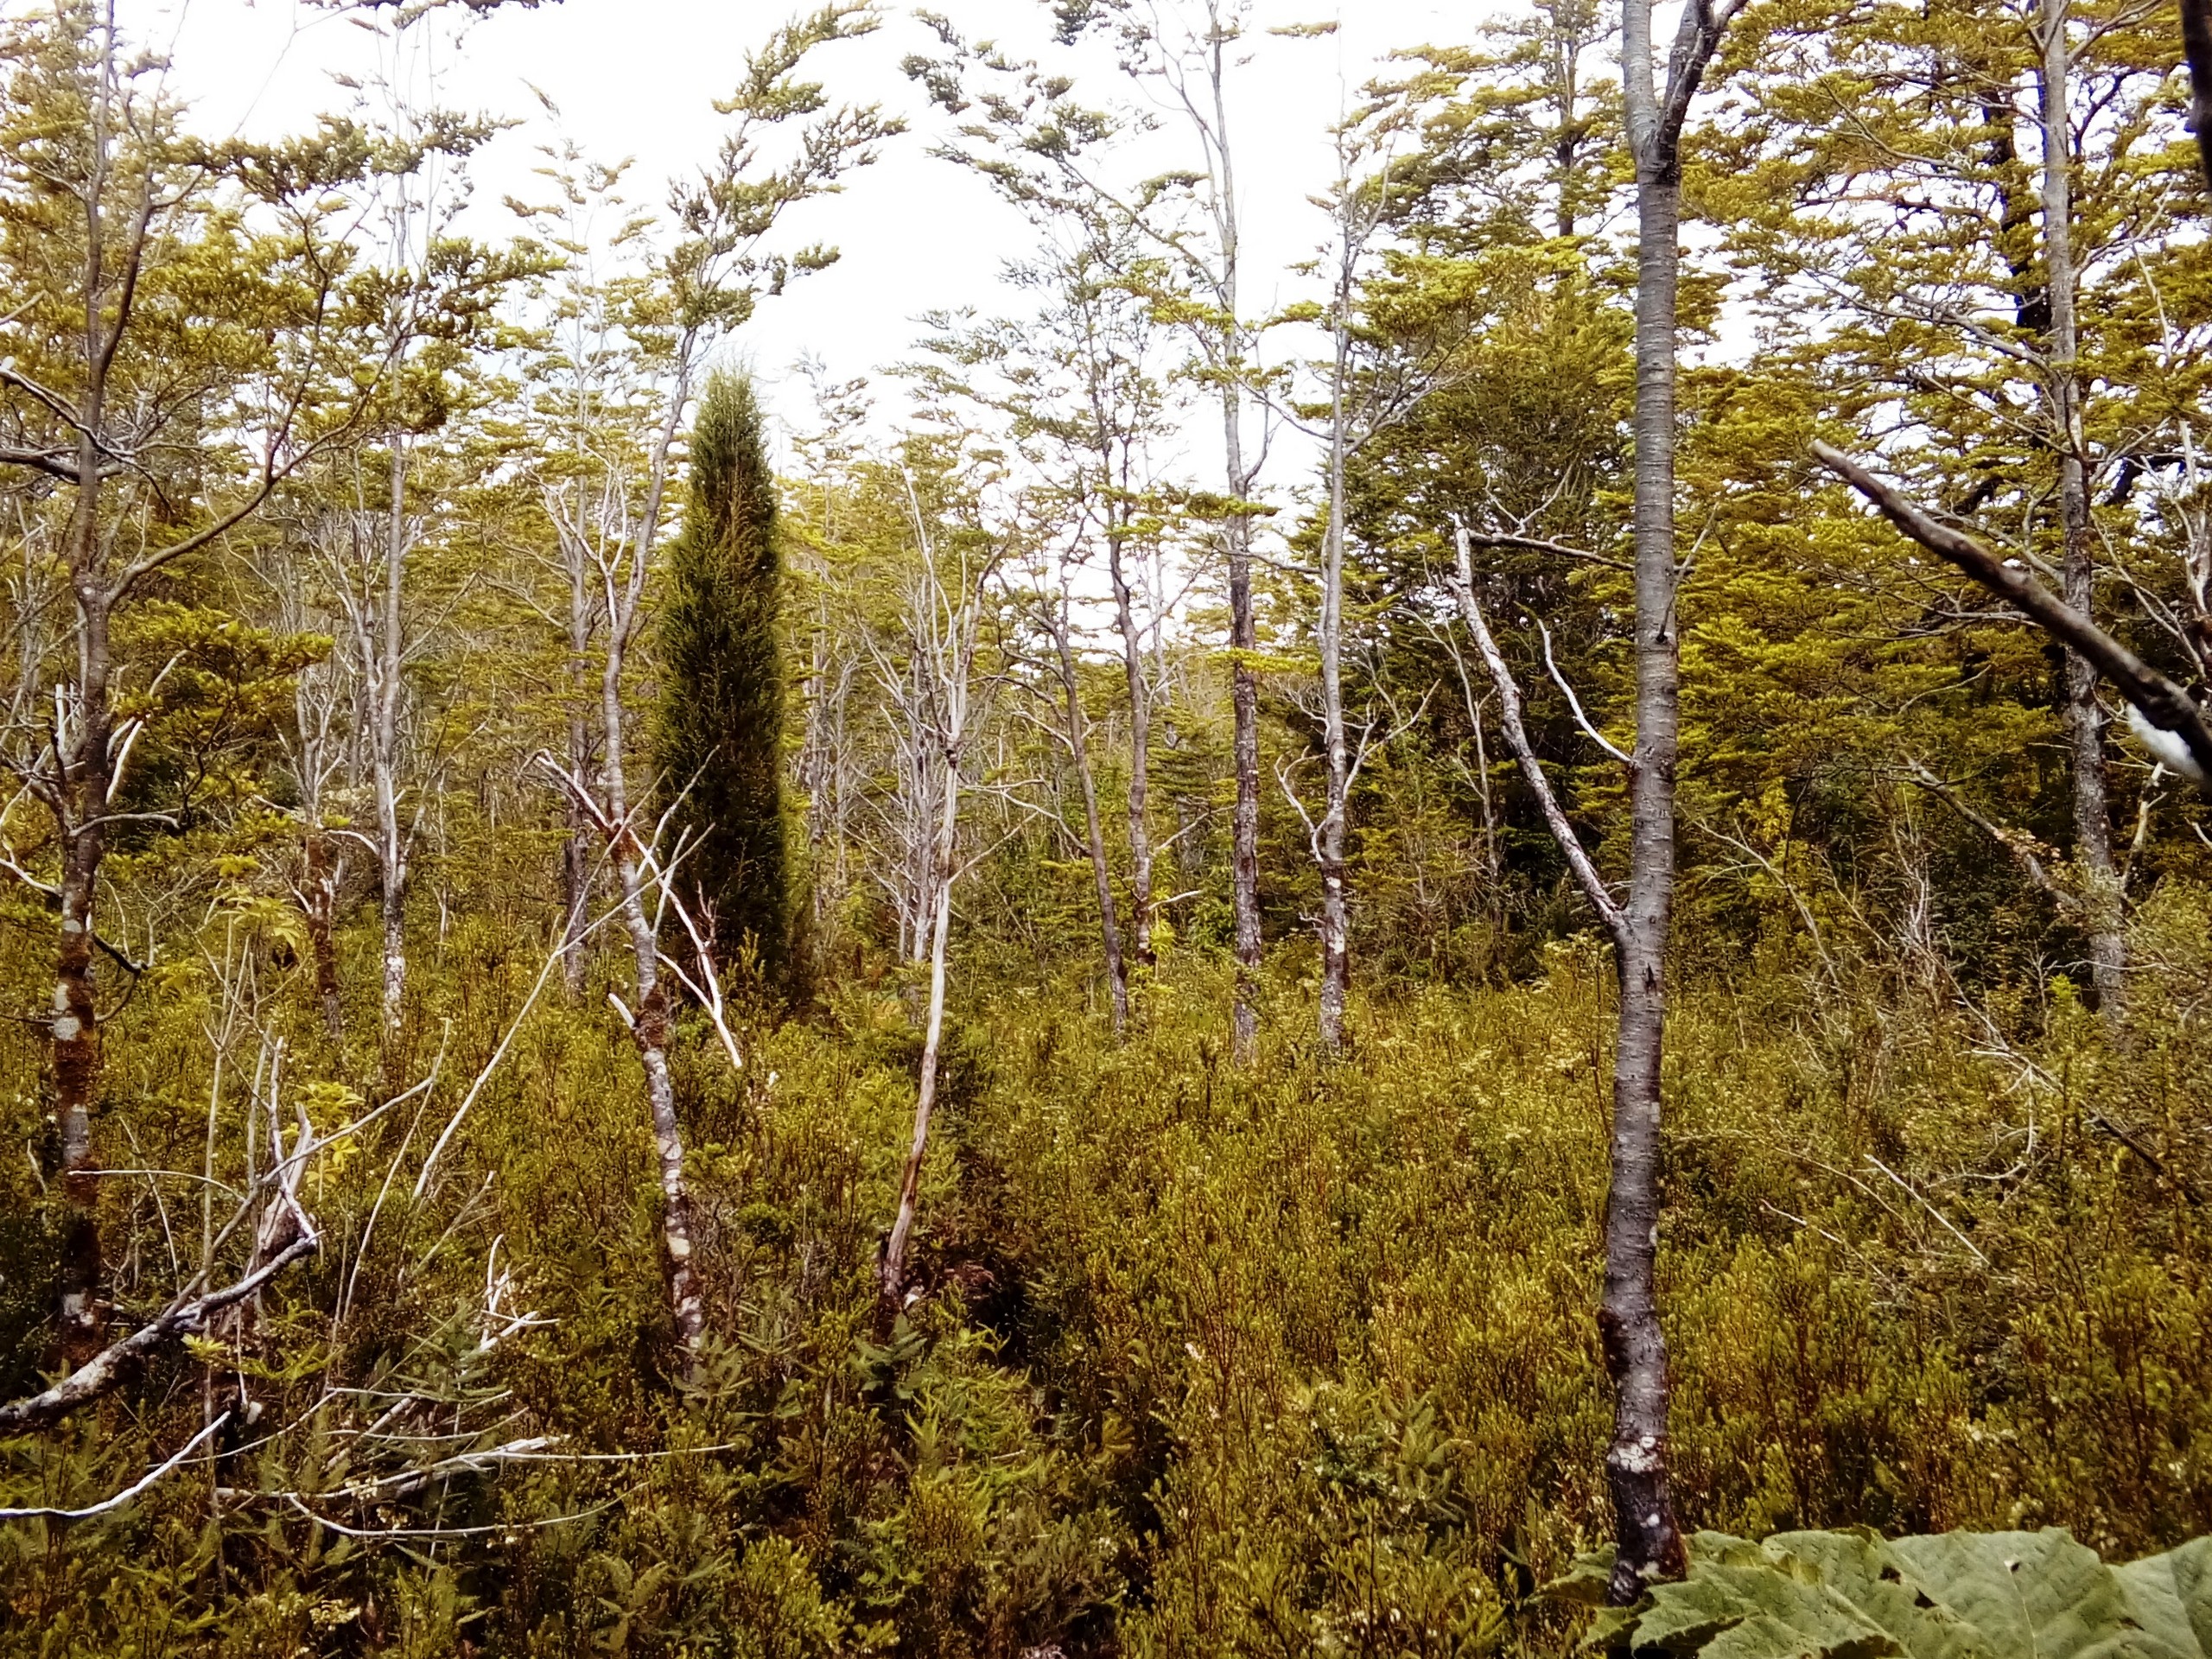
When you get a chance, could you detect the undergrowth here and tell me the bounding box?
[4,890,2210,1655]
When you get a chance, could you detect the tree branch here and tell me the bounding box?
[1903,760,2082,912]
[0,1412,230,1519]
[0,445,86,483]
[0,1236,317,1436]
[1452,524,1627,949]
[1456,528,1631,571]
[1813,440,2212,787]
[1537,618,1633,766]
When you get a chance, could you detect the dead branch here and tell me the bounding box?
[0,1235,318,1436]
[1450,523,1628,950]
[1813,441,2212,785]
[0,1411,230,1520]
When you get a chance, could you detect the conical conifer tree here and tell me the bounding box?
[659,370,789,985]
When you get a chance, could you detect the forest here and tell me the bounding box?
[7,0,2212,1650]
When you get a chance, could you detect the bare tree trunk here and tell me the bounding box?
[1054,592,1129,1033]
[374,447,410,1049]
[1229,506,1262,1060]
[1106,515,1156,969]
[2038,0,2126,1012]
[1598,0,1739,1597]
[1599,149,1688,1617]
[881,753,961,1300]
[303,829,345,1039]
[54,563,109,1364]
[1192,13,1263,1063]
[561,551,594,1000]
[602,637,705,1363]
[1315,294,1355,1054]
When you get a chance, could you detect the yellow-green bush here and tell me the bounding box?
[5,883,2211,1654]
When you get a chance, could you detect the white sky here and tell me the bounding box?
[122,0,1483,452]
[117,0,1486,435]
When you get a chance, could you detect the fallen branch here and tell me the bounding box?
[0,1236,318,1436]
[2085,1108,2204,1205]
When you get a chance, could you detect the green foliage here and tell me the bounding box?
[1560,1527,2212,1659]
[660,369,792,986]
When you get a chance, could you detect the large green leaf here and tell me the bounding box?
[1887,1530,2170,1659]
[2115,1538,2212,1659]
[1633,1534,1895,1659]
[1767,1529,1992,1659]
[1564,1528,2210,1659]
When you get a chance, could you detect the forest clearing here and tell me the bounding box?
[6,0,2212,1651]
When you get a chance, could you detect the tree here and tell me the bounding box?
[0,2,425,1359]
[1452,0,1746,1597]
[1713,0,2209,1010]
[900,34,1185,1011]
[1281,66,1468,1052]
[523,3,892,1371]
[659,369,791,987]
[874,456,1004,1304]
[1039,0,1274,1056]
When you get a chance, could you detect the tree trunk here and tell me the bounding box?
[54,769,106,1364]
[604,655,705,1367]
[881,744,963,1300]
[304,829,345,1039]
[2038,0,2126,1012]
[560,794,591,998]
[1605,63,1689,1596]
[54,434,111,1365]
[1204,23,1262,1064]
[1226,429,1262,1060]
[1107,518,1156,969]
[375,448,410,1046]
[1057,603,1129,1033]
[561,554,594,1000]
[379,887,406,1049]
[1316,320,1354,1055]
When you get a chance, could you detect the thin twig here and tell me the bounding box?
[0,1413,230,1521]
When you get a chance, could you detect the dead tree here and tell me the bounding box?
[2034,0,2127,1007]
[875,473,1001,1306]
[318,467,430,1053]
[1037,537,1131,1033]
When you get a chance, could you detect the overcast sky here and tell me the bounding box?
[110,0,1484,448]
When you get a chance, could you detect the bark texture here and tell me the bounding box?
[2037,0,2126,1011]
[303,830,345,1039]
[1598,0,1742,1597]
[605,646,706,1365]
[1599,156,1689,1601]
[1055,596,1129,1034]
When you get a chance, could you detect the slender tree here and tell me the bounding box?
[1454,0,1745,1596]
[523,4,891,1372]
[0,4,418,1357]
[875,465,1001,1304]
[660,370,790,984]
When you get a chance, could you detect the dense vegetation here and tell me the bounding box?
[6,0,2212,1652]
